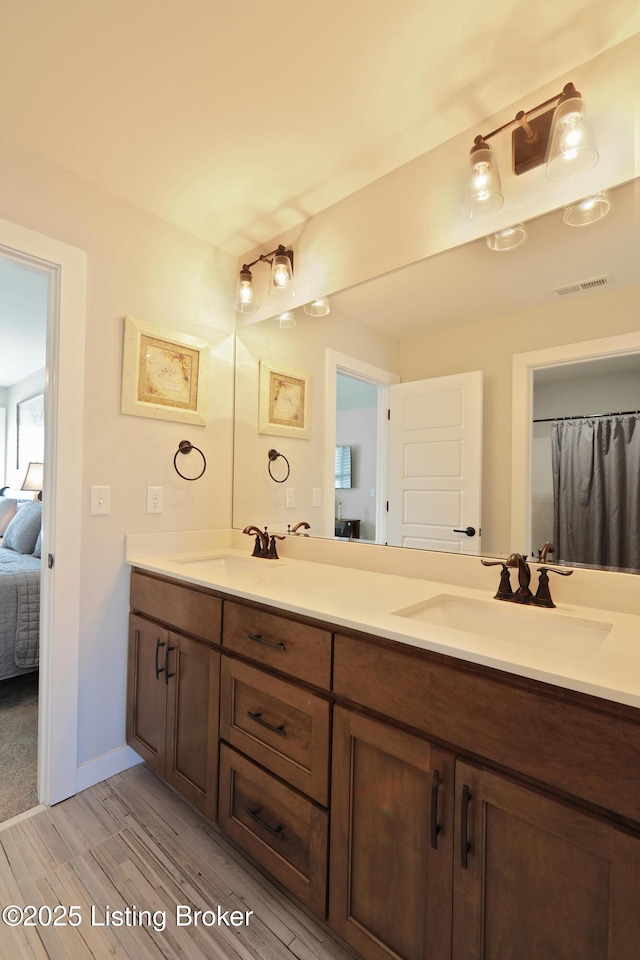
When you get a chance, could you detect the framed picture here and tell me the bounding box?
[259,360,310,438]
[121,316,209,425]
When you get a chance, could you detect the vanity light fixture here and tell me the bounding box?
[303,297,331,317]
[562,192,611,227]
[234,244,295,313]
[463,82,598,219]
[485,224,527,251]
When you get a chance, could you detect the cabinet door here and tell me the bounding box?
[330,706,454,960]
[453,761,640,960]
[127,615,168,774]
[165,632,220,820]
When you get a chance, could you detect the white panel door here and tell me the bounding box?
[387,371,483,553]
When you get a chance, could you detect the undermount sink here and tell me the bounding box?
[392,594,612,654]
[175,553,282,572]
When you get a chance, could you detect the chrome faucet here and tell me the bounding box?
[482,552,573,608]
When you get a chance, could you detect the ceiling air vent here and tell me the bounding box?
[554,275,610,297]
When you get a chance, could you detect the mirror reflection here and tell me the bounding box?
[233,177,639,570]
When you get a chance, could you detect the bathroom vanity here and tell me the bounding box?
[126,542,640,960]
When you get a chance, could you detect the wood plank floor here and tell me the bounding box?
[0,764,358,960]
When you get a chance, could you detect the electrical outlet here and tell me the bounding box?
[147,486,163,514]
[285,487,295,509]
[312,487,321,507]
[90,485,110,516]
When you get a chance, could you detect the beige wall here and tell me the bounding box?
[398,282,640,556]
[0,136,236,765]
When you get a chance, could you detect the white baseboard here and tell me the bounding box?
[76,745,143,793]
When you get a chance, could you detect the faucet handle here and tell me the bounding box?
[534,565,573,608]
[537,566,573,576]
[267,534,285,559]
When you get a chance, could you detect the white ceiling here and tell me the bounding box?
[1,1,639,256]
[326,178,639,338]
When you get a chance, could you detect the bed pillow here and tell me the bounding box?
[0,498,18,536]
[33,530,42,558]
[2,500,42,554]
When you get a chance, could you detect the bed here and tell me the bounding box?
[0,499,42,681]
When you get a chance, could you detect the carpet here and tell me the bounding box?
[0,672,38,822]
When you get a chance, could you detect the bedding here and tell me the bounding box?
[0,501,42,680]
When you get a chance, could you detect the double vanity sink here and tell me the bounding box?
[130,535,634,707]
[126,530,640,960]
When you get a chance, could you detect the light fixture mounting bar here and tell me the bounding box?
[471,82,579,175]
[241,244,294,273]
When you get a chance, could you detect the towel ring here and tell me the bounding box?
[267,448,290,483]
[174,440,207,481]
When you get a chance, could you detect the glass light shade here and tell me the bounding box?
[462,144,504,219]
[485,224,527,252]
[303,297,330,317]
[278,311,296,329]
[545,96,598,181]
[235,270,258,313]
[269,251,295,298]
[562,192,611,226]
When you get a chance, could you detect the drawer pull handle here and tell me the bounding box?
[248,711,287,736]
[164,643,176,685]
[246,806,284,839]
[430,769,441,850]
[460,784,472,869]
[154,637,166,679]
[247,632,286,651]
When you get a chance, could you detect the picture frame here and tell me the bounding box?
[259,360,310,438]
[121,315,209,425]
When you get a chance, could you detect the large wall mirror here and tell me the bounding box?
[233,176,640,571]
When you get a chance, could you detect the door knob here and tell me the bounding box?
[453,526,476,537]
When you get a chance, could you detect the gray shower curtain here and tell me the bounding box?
[551,415,640,569]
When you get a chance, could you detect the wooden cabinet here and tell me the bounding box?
[220,657,330,805]
[128,569,640,960]
[219,743,328,917]
[453,761,640,960]
[330,707,454,960]
[222,599,332,689]
[218,603,332,915]
[128,571,223,818]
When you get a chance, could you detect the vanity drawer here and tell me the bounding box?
[131,570,222,645]
[222,600,332,689]
[220,658,330,804]
[218,743,328,917]
[334,632,640,823]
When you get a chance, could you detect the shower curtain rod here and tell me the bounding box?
[533,409,640,423]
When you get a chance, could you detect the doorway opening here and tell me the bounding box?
[0,217,86,818]
[0,253,47,822]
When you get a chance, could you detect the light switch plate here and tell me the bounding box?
[90,485,110,516]
[285,487,295,509]
[312,487,321,507]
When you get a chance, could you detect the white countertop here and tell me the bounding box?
[126,531,640,711]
